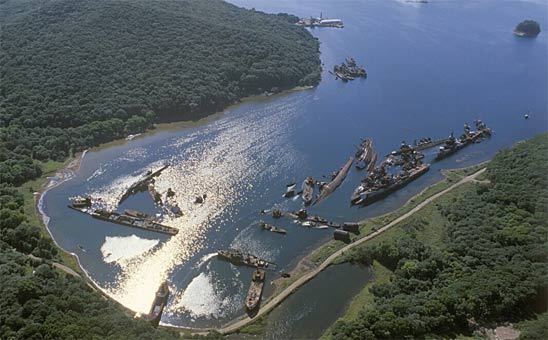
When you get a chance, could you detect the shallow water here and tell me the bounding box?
[43,0,547,331]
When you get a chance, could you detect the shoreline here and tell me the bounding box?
[32,83,316,332]
[34,141,494,334]
[85,85,315,154]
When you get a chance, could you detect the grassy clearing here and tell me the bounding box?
[16,159,81,271]
[320,261,392,339]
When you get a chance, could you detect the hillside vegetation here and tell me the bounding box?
[0,0,321,185]
[0,0,319,338]
[329,134,548,339]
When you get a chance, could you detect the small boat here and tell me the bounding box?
[301,177,315,206]
[245,269,265,311]
[283,182,297,198]
[260,221,287,234]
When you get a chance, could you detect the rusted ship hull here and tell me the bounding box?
[351,164,430,206]
[245,269,265,311]
[314,157,354,205]
[68,206,178,235]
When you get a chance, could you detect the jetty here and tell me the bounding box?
[314,157,354,205]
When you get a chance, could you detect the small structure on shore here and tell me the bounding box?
[334,229,351,243]
[296,13,344,28]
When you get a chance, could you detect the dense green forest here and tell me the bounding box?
[330,134,548,339]
[0,0,319,338]
[0,0,321,185]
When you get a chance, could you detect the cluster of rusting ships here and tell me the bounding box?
[352,120,491,206]
[66,119,491,320]
[331,57,367,82]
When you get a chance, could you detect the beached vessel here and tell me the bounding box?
[146,281,169,327]
[245,269,265,311]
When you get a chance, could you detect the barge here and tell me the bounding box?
[217,249,273,269]
[245,269,265,311]
[351,163,430,206]
[146,281,169,327]
[68,205,179,236]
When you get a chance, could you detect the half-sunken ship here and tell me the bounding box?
[217,249,272,268]
[332,57,367,81]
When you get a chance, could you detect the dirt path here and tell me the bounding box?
[214,167,487,335]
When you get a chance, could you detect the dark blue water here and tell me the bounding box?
[42,0,547,331]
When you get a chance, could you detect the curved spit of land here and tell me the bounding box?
[202,167,487,335]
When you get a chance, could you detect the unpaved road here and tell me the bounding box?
[213,167,487,335]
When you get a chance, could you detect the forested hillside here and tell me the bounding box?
[0,0,319,338]
[330,134,548,339]
[0,0,321,185]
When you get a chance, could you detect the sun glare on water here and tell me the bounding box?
[88,96,307,314]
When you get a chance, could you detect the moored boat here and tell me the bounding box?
[351,163,430,206]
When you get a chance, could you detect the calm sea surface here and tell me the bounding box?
[42,0,547,334]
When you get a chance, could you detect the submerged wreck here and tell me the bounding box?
[314,157,354,205]
[119,164,169,204]
[217,249,274,269]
